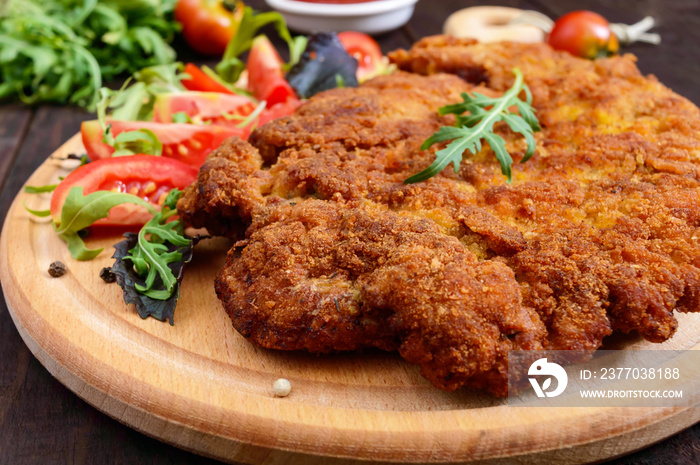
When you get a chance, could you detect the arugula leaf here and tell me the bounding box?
[23,204,51,217]
[406,68,540,184]
[0,16,103,108]
[133,62,187,94]
[23,183,59,216]
[24,184,58,194]
[110,189,201,324]
[222,100,267,130]
[172,112,193,124]
[285,35,308,70]
[110,128,163,157]
[53,187,156,260]
[111,231,197,325]
[215,5,294,84]
[122,189,191,300]
[196,64,253,97]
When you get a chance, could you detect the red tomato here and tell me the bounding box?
[81,120,246,168]
[152,91,258,125]
[50,156,198,227]
[337,31,384,82]
[246,35,296,106]
[182,63,236,94]
[175,0,244,56]
[154,92,301,130]
[257,98,303,127]
[547,11,619,59]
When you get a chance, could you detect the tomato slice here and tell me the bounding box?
[182,63,236,94]
[246,35,296,106]
[153,91,301,132]
[153,91,258,124]
[50,156,198,227]
[257,98,303,127]
[337,31,384,82]
[81,120,246,168]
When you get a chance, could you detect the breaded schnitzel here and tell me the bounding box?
[178,37,700,396]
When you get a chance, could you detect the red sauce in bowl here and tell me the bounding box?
[294,0,381,3]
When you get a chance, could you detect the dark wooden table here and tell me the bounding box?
[2,0,700,463]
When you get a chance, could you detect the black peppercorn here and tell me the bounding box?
[100,267,116,283]
[48,261,66,278]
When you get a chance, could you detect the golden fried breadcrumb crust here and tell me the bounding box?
[178,38,700,395]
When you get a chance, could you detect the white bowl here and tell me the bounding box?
[265,0,419,34]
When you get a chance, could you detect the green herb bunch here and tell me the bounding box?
[405,68,540,184]
[0,0,179,109]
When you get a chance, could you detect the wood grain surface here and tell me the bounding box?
[2,131,700,464]
[2,1,700,464]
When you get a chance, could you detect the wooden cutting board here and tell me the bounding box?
[2,134,700,465]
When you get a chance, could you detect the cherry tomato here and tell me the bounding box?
[246,35,297,106]
[337,31,384,82]
[81,120,247,168]
[51,156,198,227]
[181,63,236,94]
[547,10,619,59]
[153,91,257,125]
[175,0,244,56]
